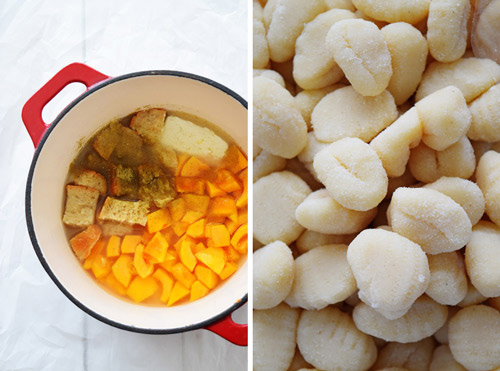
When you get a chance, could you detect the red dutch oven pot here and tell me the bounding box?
[22,63,248,346]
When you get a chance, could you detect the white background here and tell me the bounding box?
[0,0,248,370]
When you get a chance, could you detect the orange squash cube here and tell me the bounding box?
[222,144,248,174]
[167,281,190,306]
[194,242,206,254]
[146,208,172,234]
[106,235,121,257]
[171,262,197,289]
[181,210,204,224]
[235,239,248,255]
[144,232,169,263]
[181,156,211,177]
[91,254,112,279]
[102,273,126,296]
[121,235,142,254]
[190,280,210,301]
[84,238,106,269]
[152,268,174,303]
[224,245,241,262]
[186,218,206,238]
[158,250,178,272]
[236,168,248,208]
[181,193,210,213]
[175,177,205,195]
[231,223,248,249]
[172,221,190,237]
[219,261,238,280]
[134,244,154,278]
[168,198,187,222]
[180,240,197,272]
[215,169,242,193]
[207,197,237,218]
[209,224,231,247]
[112,254,134,287]
[194,265,219,289]
[195,247,226,274]
[206,181,226,197]
[126,276,159,303]
[175,153,190,176]
[174,234,196,254]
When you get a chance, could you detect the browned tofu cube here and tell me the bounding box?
[71,169,107,195]
[130,108,167,144]
[98,197,149,226]
[63,185,99,228]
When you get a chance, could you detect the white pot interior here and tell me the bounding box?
[28,73,248,331]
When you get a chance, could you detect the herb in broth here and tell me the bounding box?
[62,108,248,306]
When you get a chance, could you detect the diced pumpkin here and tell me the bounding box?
[207,215,227,224]
[134,243,154,278]
[112,254,134,287]
[153,268,174,303]
[224,245,241,262]
[162,228,178,247]
[144,232,169,263]
[106,235,121,257]
[206,181,226,198]
[236,168,248,208]
[146,208,172,234]
[186,218,206,238]
[84,238,106,269]
[175,177,205,195]
[225,218,238,235]
[215,169,242,193]
[172,221,190,237]
[209,224,230,247]
[194,265,219,289]
[222,144,248,174]
[180,156,211,177]
[180,240,197,272]
[141,230,155,245]
[174,234,196,254]
[158,250,178,272]
[237,208,248,226]
[181,193,210,213]
[102,273,127,296]
[168,198,186,222]
[207,197,237,218]
[167,281,190,306]
[235,239,248,255]
[231,223,248,249]
[121,235,142,254]
[190,280,210,301]
[70,224,102,260]
[171,262,197,288]
[228,210,238,224]
[175,153,190,176]
[181,210,204,224]
[194,242,206,254]
[195,247,226,274]
[91,254,112,279]
[126,276,159,303]
[219,261,238,280]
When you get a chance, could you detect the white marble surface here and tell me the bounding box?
[0,0,248,369]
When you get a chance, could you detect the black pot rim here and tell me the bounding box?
[25,70,248,335]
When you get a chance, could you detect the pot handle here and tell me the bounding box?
[205,314,248,346]
[22,63,109,148]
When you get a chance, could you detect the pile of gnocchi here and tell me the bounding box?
[253,0,500,370]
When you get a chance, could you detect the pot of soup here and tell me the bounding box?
[22,63,248,345]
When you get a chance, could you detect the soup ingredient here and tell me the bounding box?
[98,198,149,226]
[160,116,228,162]
[69,224,102,260]
[129,108,166,144]
[63,185,99,228]
[71,169,107,195]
